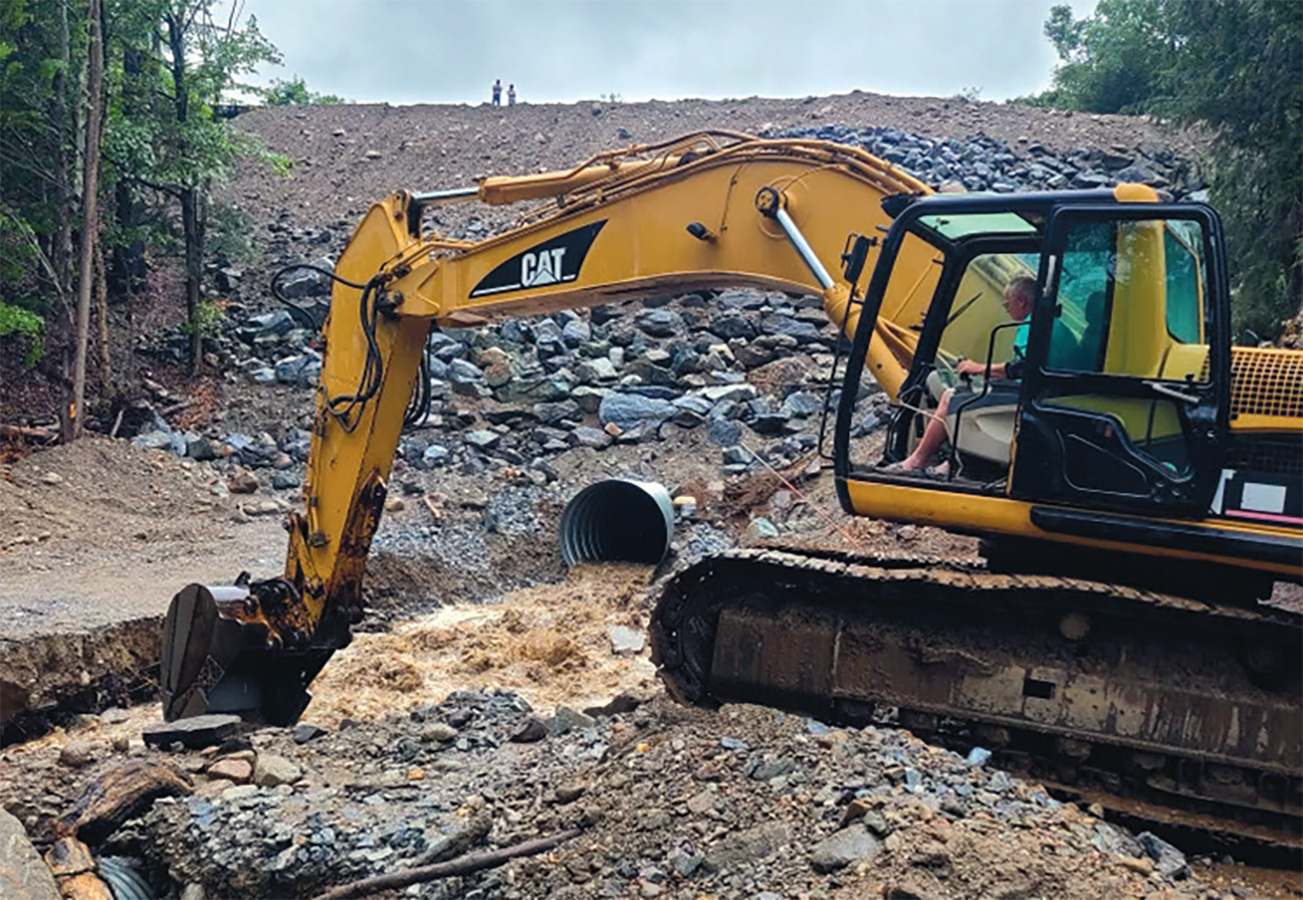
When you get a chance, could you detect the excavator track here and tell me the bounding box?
[649,548,1303,853]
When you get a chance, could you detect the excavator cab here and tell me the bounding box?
[832,186,1298,579]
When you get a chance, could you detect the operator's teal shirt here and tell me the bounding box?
[1013,321,1030,361]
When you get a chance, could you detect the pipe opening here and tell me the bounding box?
[559,479,674,566]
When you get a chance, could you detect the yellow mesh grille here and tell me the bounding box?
[1228,346,1303,422]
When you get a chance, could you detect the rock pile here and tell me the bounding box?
[132,286,875,500]
[96,693,1209,900]
[778,123,1204,197]
[134,688,610,897]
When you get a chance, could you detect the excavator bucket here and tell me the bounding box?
[160,583,334,726]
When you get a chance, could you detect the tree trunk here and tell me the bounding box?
[53,0,74,441]
[95,237,111,398]
[166,12,203,375]
[52,0,73,300]
[180,187,202,373]
[67,0,104,442]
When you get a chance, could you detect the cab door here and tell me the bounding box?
[1010,206,1229,515]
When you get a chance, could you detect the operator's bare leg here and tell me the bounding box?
[900,389,952,471]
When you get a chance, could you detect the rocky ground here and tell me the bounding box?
[1,91,1299,899]
[0,673,1293,900]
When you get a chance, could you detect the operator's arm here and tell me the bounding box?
[957,358,1009,379]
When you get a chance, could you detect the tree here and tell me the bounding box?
[103,0,279,372]
[258,74,343,106]
[1164,0,1302,337]
[1034,0,1178,114]
[1,0,88,411]
[3,0,285,435]
[0,0,78,326]
[159,2,279,371]
[67,0,104,440]
[1027,0,1303,338]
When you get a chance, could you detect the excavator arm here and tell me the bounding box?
[161,131,952,723]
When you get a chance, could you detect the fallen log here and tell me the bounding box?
[311,828,583,900]
[0,424,58,444]
[57,761,192,845]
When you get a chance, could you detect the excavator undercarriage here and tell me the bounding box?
[650,547,1303,851]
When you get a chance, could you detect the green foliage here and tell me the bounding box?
[1163,1,1303,337]
[1025,0,1303,339]
[0,207,40,299]
[101,1,281,366]
[180,296,223,336]
[258,75,343,106]
[99,2,282,194]
[2,3,283,307]
[1033,0,1177,115]
[0,0,75,298]
[0,299,44,366]
[262,149,293,177]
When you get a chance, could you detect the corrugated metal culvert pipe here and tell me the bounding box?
[559,479,675,565]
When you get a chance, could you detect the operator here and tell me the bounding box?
[888,275,1035,475]
[492,78,502,106]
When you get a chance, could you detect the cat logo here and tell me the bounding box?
[469,220,606,298]
[522,247,566,287]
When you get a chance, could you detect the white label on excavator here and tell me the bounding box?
[522,247,566,287]
[469,220,605,299]
[1241,482,1288,515]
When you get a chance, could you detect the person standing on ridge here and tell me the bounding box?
[507,83,517,106]
[491,78,502,106]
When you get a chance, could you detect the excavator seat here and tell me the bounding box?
[922,369,1020,470]
[949,381,1021,468]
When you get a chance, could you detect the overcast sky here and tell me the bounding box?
[241,0,1096,106]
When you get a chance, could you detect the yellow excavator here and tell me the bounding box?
[160,132,1301,843]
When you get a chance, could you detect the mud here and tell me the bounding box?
[306,562,658,727]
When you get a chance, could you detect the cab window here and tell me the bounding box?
[1045,218,1210,383]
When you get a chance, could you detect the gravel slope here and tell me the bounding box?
[220,90,1202,239]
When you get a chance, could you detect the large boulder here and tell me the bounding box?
[253,754,303,788]
[598,392,677,431]
[635,309,683,338]
[0,809,60,900]
[275,257,334,300]
[809,823,882,873]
